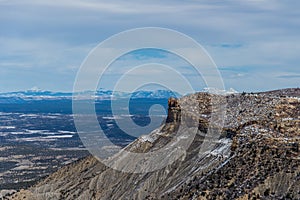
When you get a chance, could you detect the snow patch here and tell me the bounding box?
[203,87,238,95]
[0,126,15,129]
[140,135,155,143]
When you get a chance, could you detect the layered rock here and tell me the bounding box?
[166,97,181,123]
[8,88,300,200]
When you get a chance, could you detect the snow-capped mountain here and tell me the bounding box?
[131,90,181,99]
[0,90,73,98]
[0,89,181,102]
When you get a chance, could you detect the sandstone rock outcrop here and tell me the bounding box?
[8,88,300,200]
[166,97,181,123]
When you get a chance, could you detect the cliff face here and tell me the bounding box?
[166,97,181,123]
[8,89,300,200]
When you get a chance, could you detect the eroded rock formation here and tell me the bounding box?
[166,97,181,123]
[8,88,300,200]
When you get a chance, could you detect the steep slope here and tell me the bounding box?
[7,89,300,200]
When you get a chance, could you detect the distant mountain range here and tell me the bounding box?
[0,89,181,103]
[2,88,298,104]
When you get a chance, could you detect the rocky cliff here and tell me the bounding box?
[7,88,300,200]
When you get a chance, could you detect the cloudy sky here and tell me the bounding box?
[0,0,299,92]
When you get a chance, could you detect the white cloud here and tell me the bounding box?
[1,0,213,14]
[0,0,299,92]
[0,37,93,70]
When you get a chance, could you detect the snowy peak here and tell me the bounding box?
[131,90,181,99]
[0,89,181,102]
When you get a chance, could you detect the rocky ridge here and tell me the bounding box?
[7,88,300,200]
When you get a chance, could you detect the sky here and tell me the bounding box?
[0,0,299,93]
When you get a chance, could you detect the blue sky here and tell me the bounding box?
[0,0,299,92]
